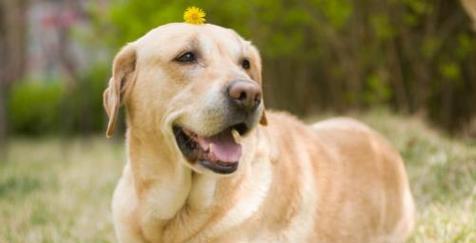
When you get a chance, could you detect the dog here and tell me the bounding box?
[103,23,415,243]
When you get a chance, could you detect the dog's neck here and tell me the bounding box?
[126,128,191,216]
[126,127,249,215]
[125,126,272,242]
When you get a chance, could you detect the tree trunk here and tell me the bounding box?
[0,0,27,159]
[0,87,7,159]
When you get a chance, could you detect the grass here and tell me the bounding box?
[0,138,123,242]
[1,110,475,242]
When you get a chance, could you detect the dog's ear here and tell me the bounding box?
[103,44,137,138]
[249,44,268,126]
[260,111,268,125]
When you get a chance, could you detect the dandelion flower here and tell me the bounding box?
[184,6,206,25]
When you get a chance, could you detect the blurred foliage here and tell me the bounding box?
[8,64,109,136]
[61,65,109,135]
[8,81,64,135]
[8,0,476,135]
[90,0,476,133]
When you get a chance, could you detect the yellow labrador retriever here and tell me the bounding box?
[104,23,415,243]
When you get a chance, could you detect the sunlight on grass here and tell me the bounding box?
[1,111,475,242]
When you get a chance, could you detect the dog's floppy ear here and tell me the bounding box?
[259,111,268,125]
[249,44,268,126]
[103,43,137,138]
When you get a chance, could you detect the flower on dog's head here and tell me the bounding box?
[184,6,206,25]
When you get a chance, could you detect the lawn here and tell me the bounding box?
[1,110,475,242]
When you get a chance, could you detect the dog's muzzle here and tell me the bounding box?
[172,79,261,174]
[173,123,248,174]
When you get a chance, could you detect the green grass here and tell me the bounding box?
[0,138,123,242]
[1,110,475,242]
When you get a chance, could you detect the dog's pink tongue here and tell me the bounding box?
[196,130,241,163]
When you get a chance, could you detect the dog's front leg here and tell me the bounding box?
[112,165,146,243]
[138,166,193,242]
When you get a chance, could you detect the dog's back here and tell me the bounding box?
[310,117,415,242]
[236,113,415,242]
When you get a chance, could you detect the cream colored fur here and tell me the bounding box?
[104,23,415,243]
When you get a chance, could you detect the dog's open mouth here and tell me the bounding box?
[173,123,248,174]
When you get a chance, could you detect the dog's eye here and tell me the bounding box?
[241,59,250,70]
[175,52,196,63]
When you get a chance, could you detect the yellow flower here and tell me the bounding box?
[183,6,206,25]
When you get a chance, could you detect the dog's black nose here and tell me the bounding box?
[227,80,261,112]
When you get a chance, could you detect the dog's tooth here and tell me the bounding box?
[231,129,242,144]
[209,144,214,153]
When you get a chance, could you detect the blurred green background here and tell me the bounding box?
[2,0,476,142]
[0,0,475,242]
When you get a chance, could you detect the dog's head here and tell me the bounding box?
[103,23,266,175]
